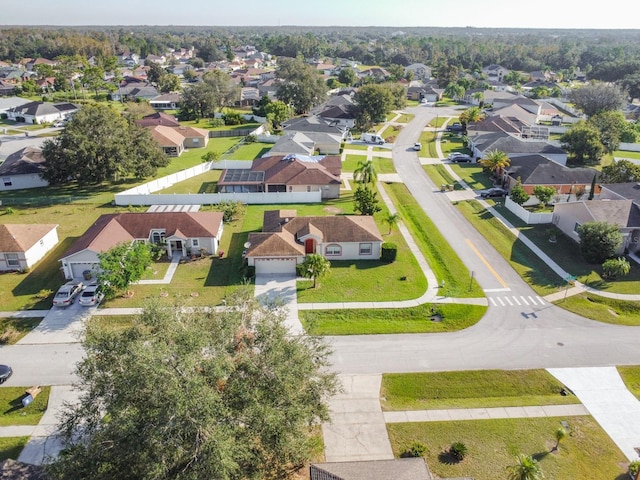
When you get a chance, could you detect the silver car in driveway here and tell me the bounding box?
[52,281,85,307]
[78,283,105,307]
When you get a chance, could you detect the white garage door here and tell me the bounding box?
[254,258,297,275]
[70,262,98,279]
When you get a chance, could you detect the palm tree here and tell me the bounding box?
[553,427,566,451]
[354,159,377,185]
[472,91,485,105]
[301,253,331,288]
[384,212,400,234]
[507,453,544,480]
[479,149,511,179]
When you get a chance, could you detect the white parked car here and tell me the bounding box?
[78,283,105,307]
[53,281,85,307]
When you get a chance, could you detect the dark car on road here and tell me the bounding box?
[480,187,508,198]
[0,365,13,384]
[445,122,466,133]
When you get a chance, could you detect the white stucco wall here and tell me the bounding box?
[24,227,58,268]
[0,173,49,191]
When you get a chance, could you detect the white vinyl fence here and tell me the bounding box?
[505,197,553,224]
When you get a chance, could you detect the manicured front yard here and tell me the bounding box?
[0,386,50,426]
[299,303,487,335]
[449,164,494,190]
[156,169,222,194]
[387,416,626,480]
[380,370,579,411]
[422,164,463,190]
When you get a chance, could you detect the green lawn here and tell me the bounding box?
[380,124,403,139]
[395,113,415,123]
[342,154,368,172]
[456,200,563,296]
[422,164,463,190]
[372,156,395,174]
[345,143,370,151]
[300,303,487,335]
[381,370,579,411]
[0,437,30,462]
[156,169,222,194]
[618,366,640,400]
[0,317,43,344]
[439,135,468,158]
[387,416,626,480]
[223,142,272,160]
[385,183,483,298]
[613,150,640,160]
[450,164,494,190]
[417,131,437,157]
[0,387,50,426]
[552,293,640,326]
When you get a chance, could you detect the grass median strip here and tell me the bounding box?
[618,366,640,400]
[0,437,30,463]
[380,369,579,410]
[384,183,483,298]
[300,303,486,335]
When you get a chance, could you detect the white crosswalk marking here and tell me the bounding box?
[488,295,547,308]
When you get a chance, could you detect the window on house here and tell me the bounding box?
[192,138,199,145]
[325,244,341,256]
[573,222,581,233]
[5,253,19,267]
[192,239,199,247]
[359,243,372,255]
[307,185,311,192]
[3,178,12,187]
[151,231,166,243]
[288,186,293,192]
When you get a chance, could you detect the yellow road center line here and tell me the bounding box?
[465,239,509,289]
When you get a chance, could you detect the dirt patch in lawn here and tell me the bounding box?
[323,206,343,214]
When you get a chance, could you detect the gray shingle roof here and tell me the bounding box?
[310,458,432,480]
[506,155,597,185]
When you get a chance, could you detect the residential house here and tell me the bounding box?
[268,131,343,156]
[358,67,390,82]
[117,52,140,67]
[6,101,78,124]
[238,87,260,107]
[135,112,181,128]
[407,84,443,102]
[552,199,640,255]
[466,114,529,136]
[310,458,431,480]
[144,54,166,66]
[468,132,567,165]
[59,212,224,280]
[257,78,279,100]
[0,80,17,96]
[110,84,159,102]
[245,209,383,275]
[0,96,31,115]
[149,93,182,110]
[317,103,356,130]
[0,223,59,272]
[404,63,432,82]
[503,154,598,197]
[482,64,509,82]
[146,125,209,156]
[217,154,342,199]
[25,57,56,71]
[0,146,49,191]
[283,116,348,138]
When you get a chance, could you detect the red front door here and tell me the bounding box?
[305,239,314,254]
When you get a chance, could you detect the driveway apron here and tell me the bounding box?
[253,273,304,335]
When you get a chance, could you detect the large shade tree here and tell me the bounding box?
[41,104,168,185]
[559,121,604,165]
[276,57,328,114]
[46,288,339,480]
[568,82,626,117]
[577,221,623,264]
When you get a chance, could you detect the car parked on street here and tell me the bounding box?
[78,283,105,307]
[0,365,13,384]
[413,142,421,151]
[52,281,85,307]
[479,187,508,198]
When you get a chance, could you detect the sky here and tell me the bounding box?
[2,0,640,29]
